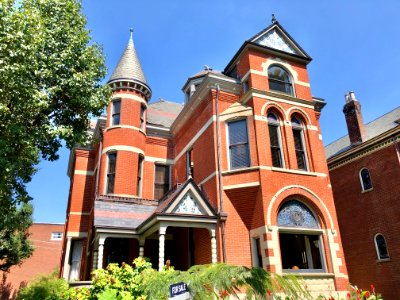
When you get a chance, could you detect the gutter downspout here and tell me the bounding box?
[215,84,227,263]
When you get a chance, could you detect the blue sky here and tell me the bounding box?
[29,0,400,223]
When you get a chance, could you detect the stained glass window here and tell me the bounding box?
[277,200,319,228]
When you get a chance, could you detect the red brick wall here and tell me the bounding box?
[330,144,400,299]
[0,223,64,299]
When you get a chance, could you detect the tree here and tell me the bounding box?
[0,0,110,270]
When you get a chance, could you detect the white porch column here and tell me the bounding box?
[62,237,72,279]
[158,227,167,271]
[139,239,145,257]
[97,235,106,270]
[210,229,217,264]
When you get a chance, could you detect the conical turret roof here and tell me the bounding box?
[108,30,151,100]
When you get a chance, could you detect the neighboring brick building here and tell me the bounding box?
[326,93,400,300]
[60,18,349,295]
[0,223,64,299]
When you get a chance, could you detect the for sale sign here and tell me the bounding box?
[169,282,192,300]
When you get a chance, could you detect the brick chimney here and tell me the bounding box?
[343,91,366,145]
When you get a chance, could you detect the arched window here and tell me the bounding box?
[268,65,293,96]
[278,200,324,272]
[291,116,308,171]
[374,234,389,260]
[360,168,373,191]
[267,112,284,168]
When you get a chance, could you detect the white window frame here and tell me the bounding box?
[226,118,251,170]
[105,151,117,194]
[51,232,63,241]
[291,117,309,171]
[279,227,327,273]
[359,168,373,192]
[267,112,285,168]
[137,154,144,197]
[267,64,296,97]
[111,98,121,126]
[374,233,390,261]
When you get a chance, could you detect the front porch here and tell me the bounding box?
[92,221,217,274]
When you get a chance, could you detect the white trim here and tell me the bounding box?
[165,183,214,216]
[102,145,144,155]
[286,106,312,125]
[223,181,260,190]
[244,92,314,109]
[359,167,373,192]
[145,156,174,164]
[74,170,94,176]
[226,118,251,171]
[112,93,147,106]
[199,171,217,186]
[105,124,141,132]
[69,212,90,216]
[66,232,88,238]
[267,185,335,229]
[259,166,327,177]
[374,233,390,261]
[174,116,215,162]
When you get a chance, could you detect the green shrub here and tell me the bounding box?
[16,272,70,300]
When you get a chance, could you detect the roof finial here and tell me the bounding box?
[271,14,277,23]
[129,28,133,40]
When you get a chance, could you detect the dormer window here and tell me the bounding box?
[268,65,293,96]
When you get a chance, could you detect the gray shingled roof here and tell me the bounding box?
[147,99,183,128]
[108,34,147,85]
[325,106,400,159]
[94,199,157,230]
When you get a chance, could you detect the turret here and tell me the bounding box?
[99,30,150,198]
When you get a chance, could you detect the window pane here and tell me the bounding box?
[108,153,116,173]
[228,120,248,145]
[230,144,250,169]
[228,120,250,169]
[107,174,115,194]
[112,100,121,125]
[154,165,170,200]
[292,128,306,170]
[361,169,373,190]
[280,233,322,270]
[268,66,293,95]
[376,235,389,259]
[107,153,117,194]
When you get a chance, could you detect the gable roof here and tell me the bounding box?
[147,99,183,128]
[248,20,311,59]
[224,20,311,74]
[325,106,400,159]
[155,178,217,217]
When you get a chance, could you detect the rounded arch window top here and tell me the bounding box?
[268,65,291,82]
[291,116,302,126]
[268,65,294,96]
[278,200,319,229]
[267,112,279,122]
